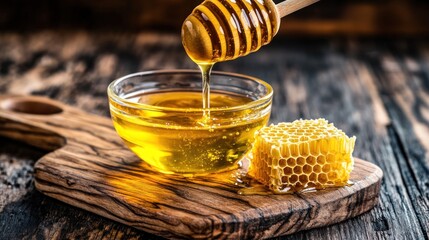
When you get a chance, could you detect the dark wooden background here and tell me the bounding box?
[0,0,429,36]
[0,0,429,239]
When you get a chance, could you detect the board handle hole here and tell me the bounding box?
[1,98,63,115]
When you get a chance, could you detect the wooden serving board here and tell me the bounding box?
[0,95,383,239]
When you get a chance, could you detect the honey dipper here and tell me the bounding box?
[182,0,319,64]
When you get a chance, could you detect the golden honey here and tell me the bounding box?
[109,89,271,174]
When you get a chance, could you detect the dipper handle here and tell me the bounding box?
[277,0,320,18]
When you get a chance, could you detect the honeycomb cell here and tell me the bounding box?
[309,140,319,155]
[273,157,279,167]
[299,142,310,157]
[290,144,299,157]
[317,155,326,165]
[322,164,331,173]
[320,139,329,154]
[313,165,322,173]
[299,175,308,183]
[293,166,302,174]
[283,167,293,175]
[281,176,288,183]
[281,146,290,158]
[290,174,298,183]
[318,173,328,184]
[287,158,296,167]
[303,164,312,174]
[249,118,356,193]
[307,156,316,166]
[297,157,306,166]
[309,173,317,182]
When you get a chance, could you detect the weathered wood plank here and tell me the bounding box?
[360,41,429,238]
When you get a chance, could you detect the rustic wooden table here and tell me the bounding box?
[0,32,428,239]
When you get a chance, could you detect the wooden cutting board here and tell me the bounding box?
[0,95,383,239]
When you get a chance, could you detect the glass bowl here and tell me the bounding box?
[107,70,273,174]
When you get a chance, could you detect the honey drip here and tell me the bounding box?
[199,63,214,122]
[197,157,354,195]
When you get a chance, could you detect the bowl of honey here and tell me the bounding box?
[108,69,273,175]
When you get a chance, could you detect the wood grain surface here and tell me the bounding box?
[0,32,428,239]
[0,94,382,239]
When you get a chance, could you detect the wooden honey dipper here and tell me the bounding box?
[182,0,319,64]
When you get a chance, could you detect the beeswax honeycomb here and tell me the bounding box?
[249,119,356,193]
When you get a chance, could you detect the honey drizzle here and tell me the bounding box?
[206,158,355,195]
[198,63,214,122]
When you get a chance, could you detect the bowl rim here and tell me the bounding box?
[107,69,273,113]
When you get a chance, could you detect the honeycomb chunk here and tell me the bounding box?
[249,119,356,193]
